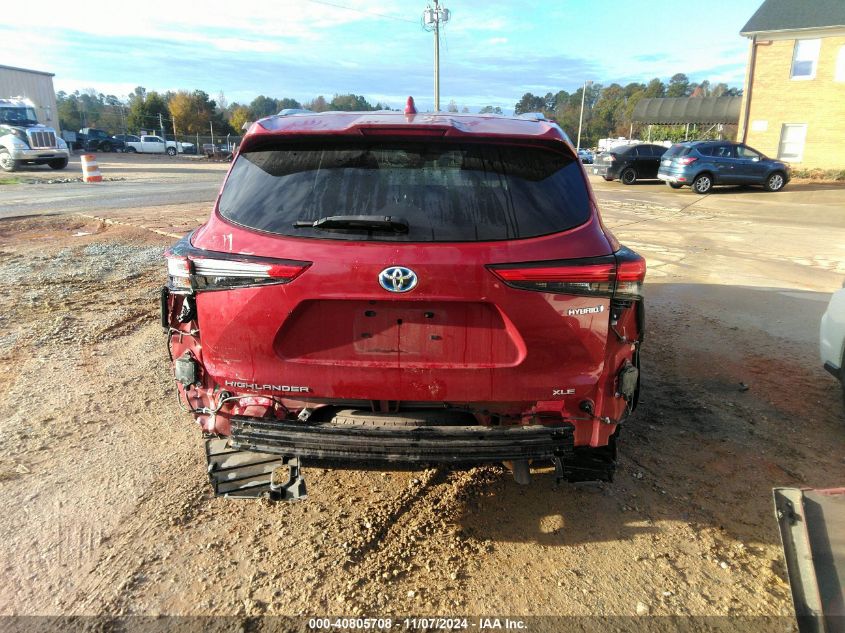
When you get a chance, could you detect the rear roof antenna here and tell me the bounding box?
[404,96,418,115]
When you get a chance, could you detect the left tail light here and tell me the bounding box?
[488,248,645,300]
[165,235,311,291]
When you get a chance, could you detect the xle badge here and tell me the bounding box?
[553,388,576,396]
[568,305,605,317]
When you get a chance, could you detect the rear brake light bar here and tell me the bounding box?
[165,234,311,291]
[488,248,645,300]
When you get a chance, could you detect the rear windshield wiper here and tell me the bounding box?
[293,215,409,234]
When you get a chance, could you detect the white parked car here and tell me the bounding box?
[820,282,845,400]
[124,135,196,156]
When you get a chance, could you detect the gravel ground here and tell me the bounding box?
[0,178,842,630]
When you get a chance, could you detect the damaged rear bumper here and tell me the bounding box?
[230,416,574,464]
[205,417,618,501]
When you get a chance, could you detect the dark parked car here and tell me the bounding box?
[77,128,124,152]
[591,144,668,184]
[657,141,790,194]
[162,102,646,500]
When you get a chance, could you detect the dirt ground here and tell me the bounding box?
[0,166,843,630]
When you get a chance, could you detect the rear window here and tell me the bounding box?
[662,144,690,158]
[217,141,591,242]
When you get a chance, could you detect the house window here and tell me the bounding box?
[836,46,845,82]
[778,124,808,162]
[791,39,820,79]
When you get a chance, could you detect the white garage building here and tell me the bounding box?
[0,64,60,132]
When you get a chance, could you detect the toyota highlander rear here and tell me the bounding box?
[162,104,646,500]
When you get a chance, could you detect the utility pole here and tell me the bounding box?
[159,112,165,140]
[576,79,593,152]
[423,1,450,111]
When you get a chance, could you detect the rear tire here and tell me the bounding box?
[166,147,177,156]
[100,142,112,152]
[764,171,786,192]
[0,148,18,172]
[126,146,136,153]
[48,158,68,170]
[668,182,683,189]
[692,173,713,194]
[621,167,637,185]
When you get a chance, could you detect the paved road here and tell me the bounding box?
[0,179,223,219]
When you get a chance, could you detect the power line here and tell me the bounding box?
[301,0,418,24]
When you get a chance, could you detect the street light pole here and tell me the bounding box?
[423,1,450,111]
[576,80,592,152]
[433,0,440,111]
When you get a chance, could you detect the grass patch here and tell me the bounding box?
[791,168,845,181]
[0,177,23,185]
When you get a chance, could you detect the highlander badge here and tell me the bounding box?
[379,266,418,293]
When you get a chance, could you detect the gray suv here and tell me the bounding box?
[657,141,790,194]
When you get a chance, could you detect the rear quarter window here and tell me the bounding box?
[218,141,592,242]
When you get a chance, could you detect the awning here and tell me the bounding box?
[631,97,742,125]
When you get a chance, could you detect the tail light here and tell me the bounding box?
[678,156,698,165]
[607,153,618,162]
[488,248,645,300]
[166,235,310,291]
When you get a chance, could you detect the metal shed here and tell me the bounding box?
[0,64,60,132]
[632,97,742,125]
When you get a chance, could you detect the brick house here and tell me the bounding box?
[738,0,845,169]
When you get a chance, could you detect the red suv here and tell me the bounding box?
[163,102,646,500]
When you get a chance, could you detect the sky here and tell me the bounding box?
[2,0,762,112]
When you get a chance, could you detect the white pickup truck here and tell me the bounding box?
[124,135,195,156]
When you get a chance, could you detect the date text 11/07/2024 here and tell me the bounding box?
[307,618,528,630]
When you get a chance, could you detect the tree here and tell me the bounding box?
[329,94,375,111]
[306,96,328,112]
[643,78,665,98]
[229,105,252,131]
[56,92,82,131]
[277,97,302,110]
[666,73,691,98]
[479,105,503,114]
[513,93,545,115]
[127,88,170,134]
[168,91,194,135]
[446,99,459,113]
[249,95,278,119]
[591,83,625,137]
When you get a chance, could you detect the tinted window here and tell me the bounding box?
[218,142,591,242]
[736,145,761,159]
[711,144,736,159]
[663,145,688,158]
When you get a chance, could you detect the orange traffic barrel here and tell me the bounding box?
[80,154,103,183]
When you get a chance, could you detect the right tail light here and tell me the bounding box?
[488,248,646,300]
